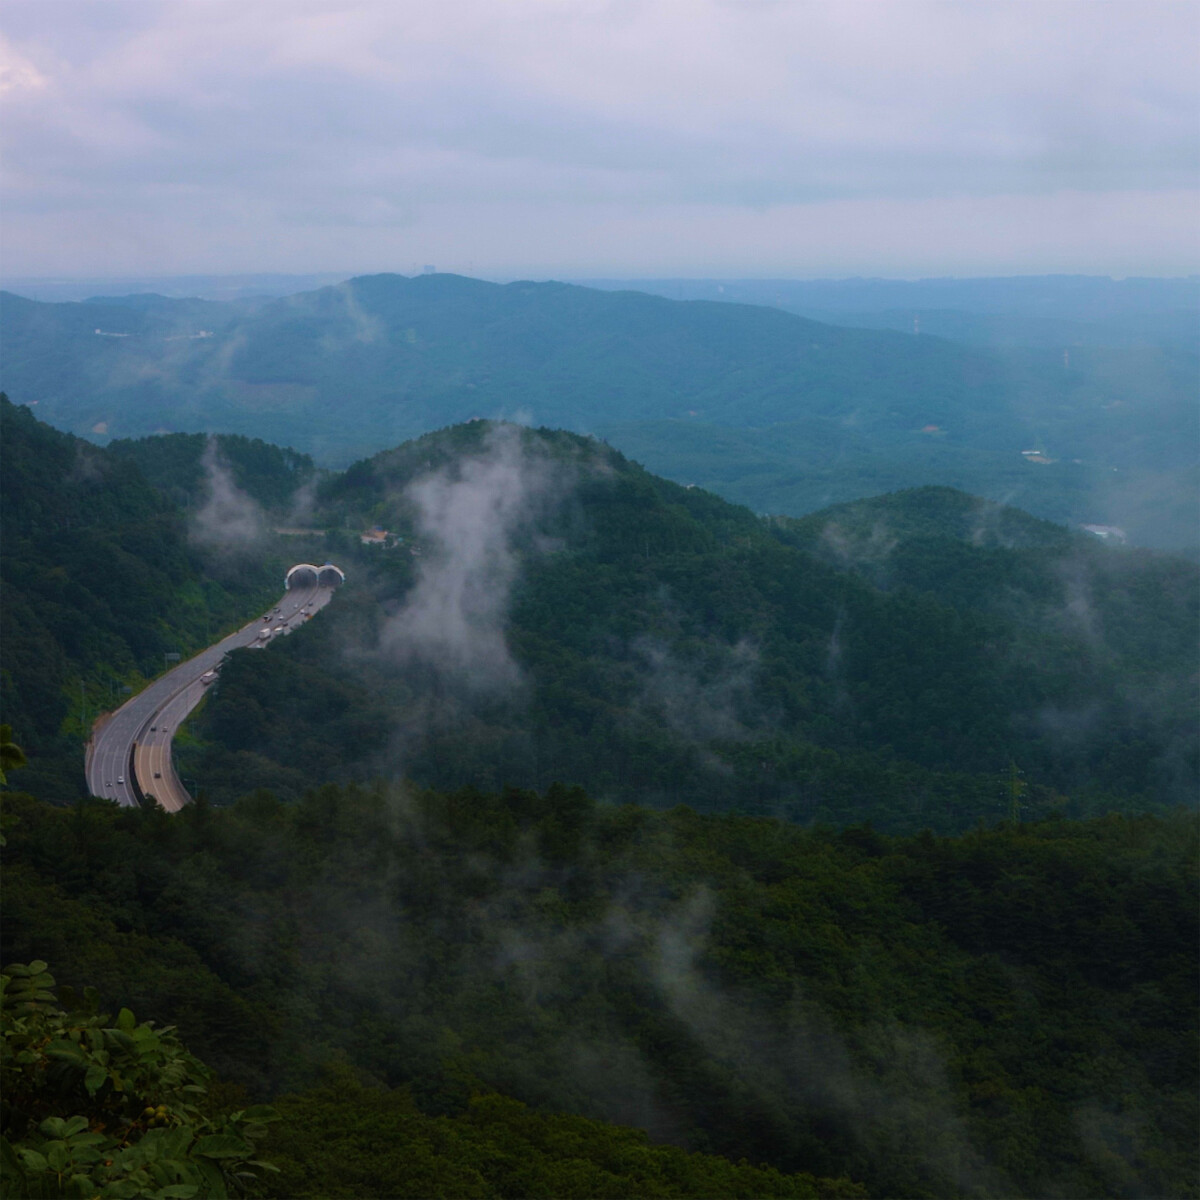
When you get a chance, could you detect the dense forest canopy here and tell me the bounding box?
[1,399,1196,1198]
[190,420,1197,829]
[3,786,1195,1198]
[0,398,285,798]
[2,401,1195,828]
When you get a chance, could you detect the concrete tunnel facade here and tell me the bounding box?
[286,562,345,589]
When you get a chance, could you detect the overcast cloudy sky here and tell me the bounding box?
[2,0,1197,280]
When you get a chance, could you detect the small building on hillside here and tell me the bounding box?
[360,526,403,547]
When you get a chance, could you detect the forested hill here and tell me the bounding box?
[4,788,1195,1198]
[2,405,1197,1197]
[0,398,288,796]
[190,421,1197,831]
[2,404,1195,826]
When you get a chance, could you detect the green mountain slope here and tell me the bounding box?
[2,405,1194,822]
[188,423,1197,828]
[2,404,1196,1199]
[0,398,286,796]
[4,787,1195,1199]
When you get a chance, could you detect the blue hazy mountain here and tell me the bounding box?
[2,273,1195,548]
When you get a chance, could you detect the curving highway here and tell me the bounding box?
[86,572,340,810]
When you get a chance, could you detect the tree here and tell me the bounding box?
[1,961,279,1199]
[0,725,27,787]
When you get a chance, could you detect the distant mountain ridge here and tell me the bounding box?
[0,273,1010,453]
[2,272,1195,547]
[575,274,1200,347]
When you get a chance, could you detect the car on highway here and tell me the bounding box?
[117,776,124,784]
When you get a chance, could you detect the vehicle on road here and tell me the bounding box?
[117,776,124,784]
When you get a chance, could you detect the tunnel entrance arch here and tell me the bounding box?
[285,563,319,589]
[286,562,345,589]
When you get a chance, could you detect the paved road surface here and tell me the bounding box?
[86,583,336,809]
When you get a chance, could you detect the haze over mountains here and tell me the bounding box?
[577,275,1200,349]
[2,272,1195,549]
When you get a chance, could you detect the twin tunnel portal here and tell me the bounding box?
[286,562,347,590]
[86,563,344,812]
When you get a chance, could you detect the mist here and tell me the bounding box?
[189,437,266,552]
[380,424,570,692]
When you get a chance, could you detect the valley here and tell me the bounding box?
[1,295,1195,1199]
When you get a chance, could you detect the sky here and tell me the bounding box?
[1,0,1197,280]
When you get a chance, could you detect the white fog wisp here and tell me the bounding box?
[189,437,265,551]
[381,424,568,693]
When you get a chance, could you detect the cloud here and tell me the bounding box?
[646,885,1008,1194]
[189,437,265,551]
[380,423,568,692]
[0,33,48,95]
[1,1,1196,276]
[634,634,763,747]
[819,519,898,581]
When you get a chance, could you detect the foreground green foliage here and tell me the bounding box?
[4,786,1195,1198]
[1,961,278,1199]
